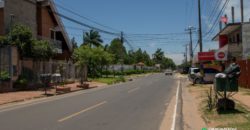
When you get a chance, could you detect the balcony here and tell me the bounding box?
[37,36,63,54]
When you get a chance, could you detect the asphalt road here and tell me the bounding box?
[0,73,179,130]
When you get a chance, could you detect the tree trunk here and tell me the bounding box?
[83,64,88,82]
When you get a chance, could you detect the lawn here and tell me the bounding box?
[91,76,126,85]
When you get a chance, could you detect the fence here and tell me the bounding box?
[21,59,78,82]
[237,60,250,89]
[0,46,12,92]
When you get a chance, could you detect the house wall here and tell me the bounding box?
[4,0,37,36]
[0,8,4,35]
[242,23,250,59]
[37,6,57,38]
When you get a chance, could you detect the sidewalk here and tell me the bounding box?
[0,82,107,106]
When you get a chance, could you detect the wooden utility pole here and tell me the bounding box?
[241,0,244,23]
[231,6,235,23]
[185,26,196,63]
[198,0,203,52]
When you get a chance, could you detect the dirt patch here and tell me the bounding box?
[182,83,207,130]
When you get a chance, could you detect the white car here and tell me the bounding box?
[189,68,220,84]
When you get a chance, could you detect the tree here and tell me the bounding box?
[108,38,127,64]
[9,24,33,58]
[72,46,92,85]
[91,47,114,77]
[0,36,8,47]
[32,40,55,61]
[71,37,78,49]
[83,30,103,47]
[152,48,176,70]
[153,48,164,64]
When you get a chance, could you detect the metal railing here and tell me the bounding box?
[37,36,63,54]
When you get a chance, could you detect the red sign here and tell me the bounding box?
[221,16,228,23]
[198,52,215,61]
[218,52,225,59]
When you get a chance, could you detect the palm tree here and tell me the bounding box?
[83,30,103,48]
[153,48,164,64]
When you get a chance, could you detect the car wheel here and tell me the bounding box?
[195,78,203,84]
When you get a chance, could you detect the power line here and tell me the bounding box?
[203,0,230,39]
[55,2,121,32]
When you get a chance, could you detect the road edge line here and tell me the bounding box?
[171,80,180,130]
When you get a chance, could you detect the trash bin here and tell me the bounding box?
[227,77,238,92]
[215,73,227,92]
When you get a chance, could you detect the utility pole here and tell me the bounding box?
[231,6,235,23]
[198,0,203,52]
[183,44,188,65]
[240,0,244,23]
[185,26,196,63]
[120,31,124,44]
[120,31,124,73]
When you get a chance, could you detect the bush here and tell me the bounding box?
[0,71,10,81]
[14,78,29,90]
[117,76,126,82]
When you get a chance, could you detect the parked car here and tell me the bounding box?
[165,70,173,76]
[189,68,220,84]
[188,67,200,82]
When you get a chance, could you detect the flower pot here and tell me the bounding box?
[77,83,90,89]
[56,86,71,93]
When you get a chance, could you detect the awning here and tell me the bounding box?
[212,23,241,41]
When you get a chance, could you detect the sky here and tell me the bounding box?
[54,0,250,65]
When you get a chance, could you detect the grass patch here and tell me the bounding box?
[91,76,126,85]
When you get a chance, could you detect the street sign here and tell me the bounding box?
[215,50,227,61]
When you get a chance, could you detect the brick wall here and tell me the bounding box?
[4,0,37,36]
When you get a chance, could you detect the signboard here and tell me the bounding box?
[215,50,227,61]
[198,51,227,61]
[198,52,215,61]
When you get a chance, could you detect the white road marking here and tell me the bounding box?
[171,80,180,130]
[128,87,140,93]
[58,101,107,122]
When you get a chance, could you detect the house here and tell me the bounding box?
[0,0,72,60]
[0,0,74,92]
[211,22,250,89]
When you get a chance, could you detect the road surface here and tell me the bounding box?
[0,73,181,130]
